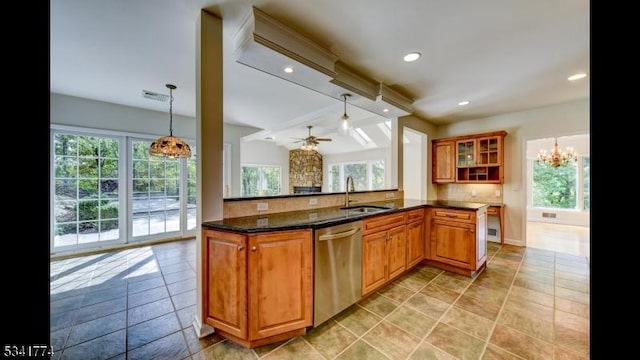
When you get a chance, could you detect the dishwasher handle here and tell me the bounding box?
[318,227,359,241]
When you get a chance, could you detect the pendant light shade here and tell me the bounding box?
[149,84,192,158]
[338,93,352,135]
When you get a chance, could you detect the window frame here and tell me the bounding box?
[240,163,283,197]
[328,159,386,192]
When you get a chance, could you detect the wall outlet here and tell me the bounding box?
[257,203,268,211]
[308,212,318,220]
[309,198,318,205]
[386,192,395,199]
[256,218,268,227]
[471,189,477,197]
[495,190,501,197]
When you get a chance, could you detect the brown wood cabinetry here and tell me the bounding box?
[432,140,456,183]
[432,130,507,184]
[362,212,407,296]
[426,207,488,277]
[203,228,312,348]
[405,208,425,268]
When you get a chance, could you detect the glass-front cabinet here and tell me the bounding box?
[431,130,506,184]
[456,140,476,166]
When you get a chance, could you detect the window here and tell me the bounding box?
[329,160,385,192]
[241,165,281,196]
[531,155,589,211]
[53,133,121,248]
[51,127,196,254]
[131,140,181,237]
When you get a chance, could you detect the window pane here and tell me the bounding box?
[54,134,77,156]
[100,159,118,178]
[150,161,164,178]
[132,215,149,237]
[532,161,577,209]
[78,158,98,178]
[330,165,340,192]
[133,160,149,178]
[100,138,119,158]
[241,165,281,196]
[241,166,258,196]
[55,157,77,178]
[53,132,122,250]
[371,161,385,190]
[166,209,180,232]
[344,163,367,190]
[79,136,100,157]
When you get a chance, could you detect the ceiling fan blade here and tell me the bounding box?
[316,138,332,141]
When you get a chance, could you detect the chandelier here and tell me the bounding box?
[537,138,577,167]
[149,84,192,158]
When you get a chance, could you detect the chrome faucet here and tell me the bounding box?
[345,175,355,207]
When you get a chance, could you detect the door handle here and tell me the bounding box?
[318,228,359,241]
[251,246,257,252]
[238,245,245,251]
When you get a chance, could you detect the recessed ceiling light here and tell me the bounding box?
[458,101,470,106]
[283,66,294,73]
[383,108,389,113]
[265,136,275,140]
[403,52,421,62]
[567,72,587,81]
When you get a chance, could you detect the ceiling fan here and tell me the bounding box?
[293,125,332,150]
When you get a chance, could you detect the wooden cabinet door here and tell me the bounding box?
[387,225,407,281]
[248,230,312,340]
[204,230,247,339]
[430,219,475,269]
[432,140,455,183]
[362,231,388,296]
[406,220,425,268]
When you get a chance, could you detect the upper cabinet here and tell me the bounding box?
[432,130,507,184]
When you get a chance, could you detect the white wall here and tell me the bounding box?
[240,139,290,195]
[50,93,195,139]
[398,114,439,200]
[435,98,590,245]
[403,128,427,200]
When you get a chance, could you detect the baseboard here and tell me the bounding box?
[504,237,525,247]
[192,315,215,339]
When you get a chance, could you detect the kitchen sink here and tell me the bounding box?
[340,205,392,213]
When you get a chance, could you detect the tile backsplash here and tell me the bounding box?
[437,183,503,204]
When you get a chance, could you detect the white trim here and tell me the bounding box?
[50,123,196,145]
[192,315,215,339]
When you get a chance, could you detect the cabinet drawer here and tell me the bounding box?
[406,208,425,223]
[363,212,406,234]
[487,206,500,216]
[431,208,476,223]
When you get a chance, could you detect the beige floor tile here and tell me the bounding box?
[394,267,438,291]
[386,305,438,338]
[409,341,458,360]
[482,344,526,359]
[358,293,399,317]
[335,340,387,360]
[334,305,382,337]
[489,324,553,360]
[553,345,590,360]
[192,339,256,360]
[497,307,553,342]
[507,285,554,308]
[303,320,358,359]
[377,283,416,303]
[454,294,502,321]
[512,277,554,295]
[555,287,590,305]
[425,322,486,360]
[362,321,421,359]
[463,283,509,305]
[554,309,590,334]
[554,297,589,319]
[432,273,472,293]
[502,297,554,323]
[261,338,323,360]
[404,292,451,319]
[554,325,590,357]
[419,283,461,304]
[555,277,590,293]
[440,306,495,341]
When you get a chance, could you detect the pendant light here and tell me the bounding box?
[339,93,352,135]
[149,84,192,158]
[536,137,577,168]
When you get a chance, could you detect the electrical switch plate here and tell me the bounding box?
[471,190,477,197]
[386,192,395,199]
[257,203,268,211]
[309,198,318,205]
[495,190,501,197]
[256,218,268,227]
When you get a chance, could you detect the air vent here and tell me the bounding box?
[488,228,497,236]
[542,212,557,218]
[142,90,169,102]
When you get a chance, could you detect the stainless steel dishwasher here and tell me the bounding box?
[314,220,362,327]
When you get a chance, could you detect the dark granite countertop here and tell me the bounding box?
[202,199,490,233]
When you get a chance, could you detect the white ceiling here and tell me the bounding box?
[50,0,589,152]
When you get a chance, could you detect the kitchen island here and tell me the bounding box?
[201,199,488,348]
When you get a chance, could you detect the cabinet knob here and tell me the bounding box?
[238,245,245,251]
[251,246,257,252]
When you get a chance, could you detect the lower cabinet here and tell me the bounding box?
[405,208,425,268]
[362,212,407,296]
[203,229,313,348]
[427,207,488,277]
